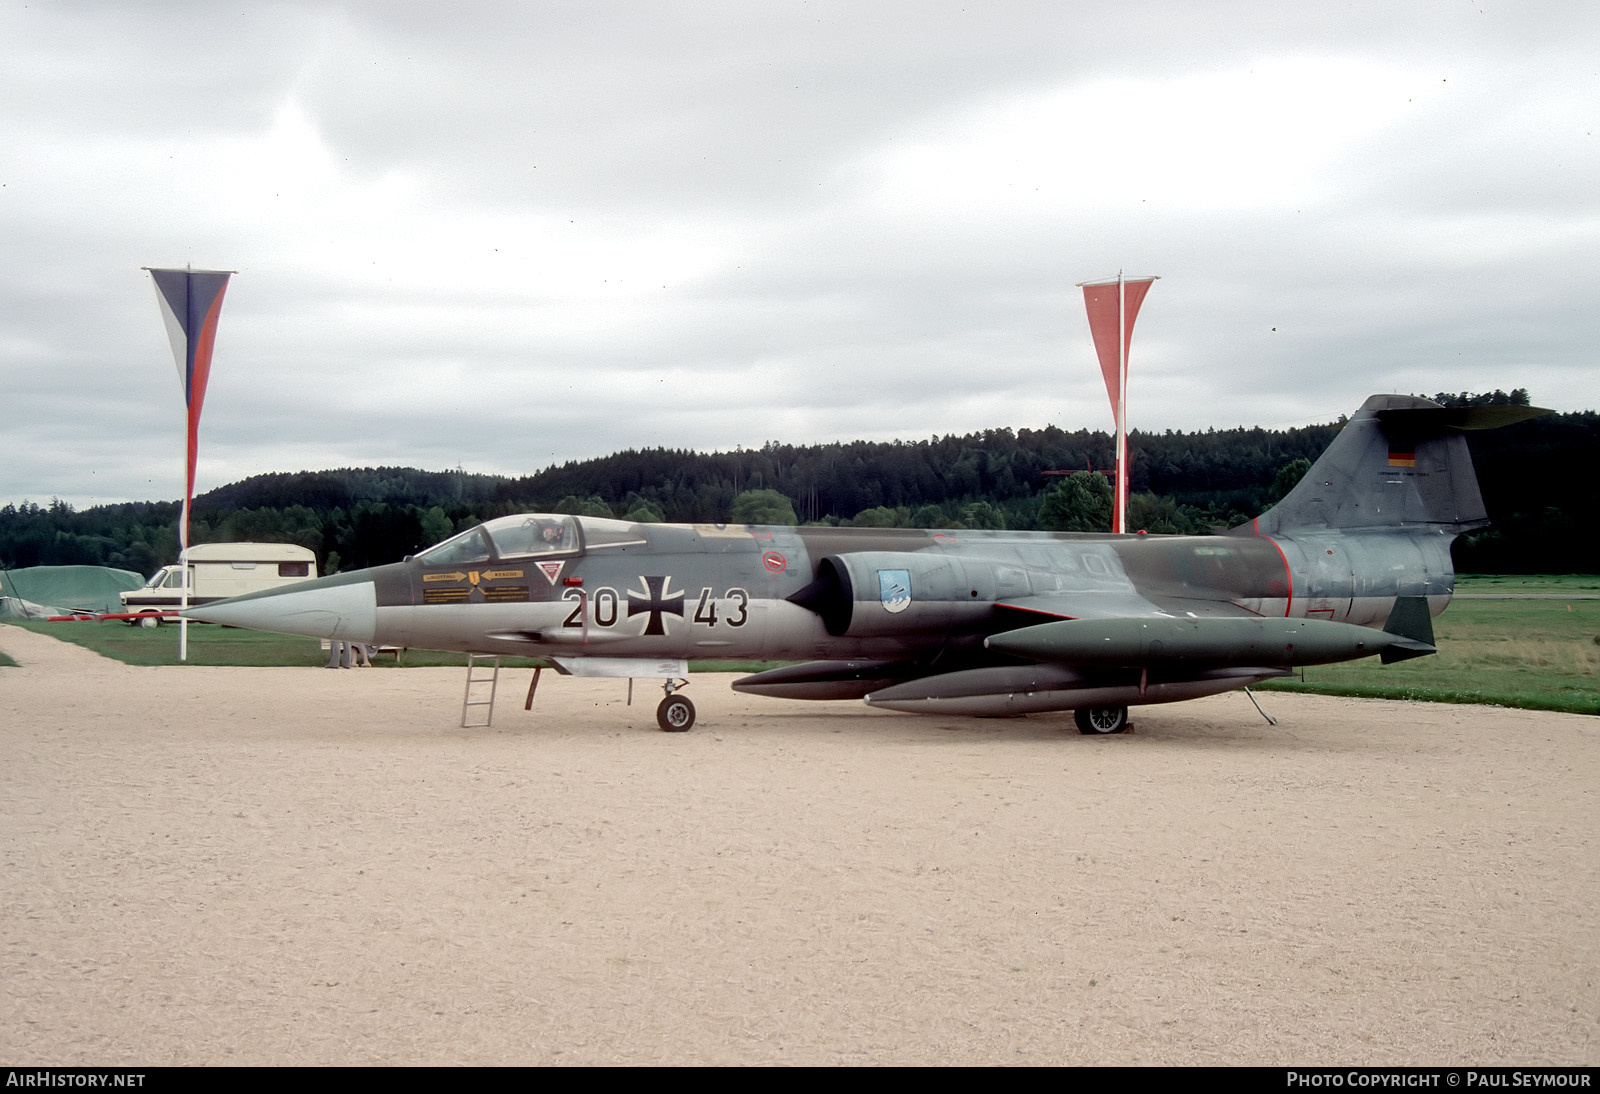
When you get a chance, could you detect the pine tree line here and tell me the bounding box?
[3,394,1591,575]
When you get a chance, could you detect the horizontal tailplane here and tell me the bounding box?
[1380,595,1437,664]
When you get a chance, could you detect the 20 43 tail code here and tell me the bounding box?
[562,582,750,636]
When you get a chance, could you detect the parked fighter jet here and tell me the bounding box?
[186,395,1543,732]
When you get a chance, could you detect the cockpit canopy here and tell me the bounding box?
[414,514,647,565]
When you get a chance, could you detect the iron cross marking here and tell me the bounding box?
[627,575,685,636]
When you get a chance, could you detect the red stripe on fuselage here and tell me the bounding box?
[995,602,1077,620]
[1251,517,1294,617]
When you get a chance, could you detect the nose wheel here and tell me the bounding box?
[656,679,695,732]
[1075,705,1129,735]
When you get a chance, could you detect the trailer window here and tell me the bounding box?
[279,562,310,577]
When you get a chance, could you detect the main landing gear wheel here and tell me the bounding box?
[1075,706,1129,735]
[656,694,695,732]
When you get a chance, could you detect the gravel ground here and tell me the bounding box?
[3,624,1596,1066]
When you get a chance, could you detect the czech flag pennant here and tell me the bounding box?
[148,268,231,548]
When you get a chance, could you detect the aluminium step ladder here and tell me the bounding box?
[461,654,501,727]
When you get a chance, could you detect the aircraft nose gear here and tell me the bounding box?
[656,679,695,732]
[1074,706,1129,735]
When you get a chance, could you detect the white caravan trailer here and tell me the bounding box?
[119,542,318,626]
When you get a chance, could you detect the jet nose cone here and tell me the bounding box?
[184,572,378,642]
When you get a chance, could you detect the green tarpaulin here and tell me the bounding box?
[0,565,145,618]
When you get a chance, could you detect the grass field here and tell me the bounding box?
[0,620,535,669]
[1258,592,1598,715]
[5,576,1596,715]
[0,619,762,674]
[1456,573,1600,594]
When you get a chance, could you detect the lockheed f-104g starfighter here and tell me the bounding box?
[187,395,1544,733]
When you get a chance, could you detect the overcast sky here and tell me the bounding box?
[3,0,1595,510]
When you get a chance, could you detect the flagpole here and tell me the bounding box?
[180,267,190,663]
[1116,270,1127,534]
[1077,271,1159,536]
[145,265,233,665]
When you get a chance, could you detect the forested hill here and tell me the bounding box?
[3,398,1594,575]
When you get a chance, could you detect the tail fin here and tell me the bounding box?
[1249,394,1547,537]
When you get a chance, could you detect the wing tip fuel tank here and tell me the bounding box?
[731,660,918,701]
[984,615,1413,668]
[862,665,1292,715]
